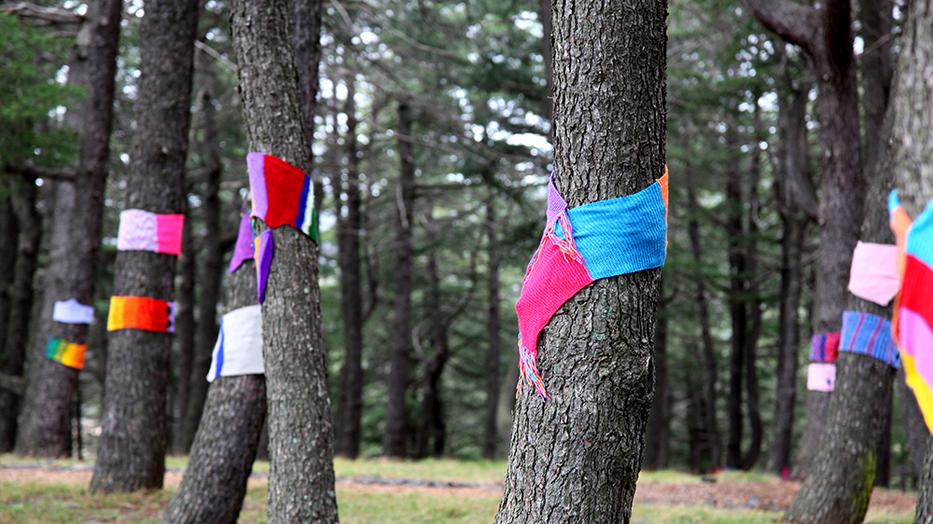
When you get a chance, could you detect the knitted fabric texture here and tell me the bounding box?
[228,212,255,274]
[840,311,900,368]
[889,190,933,431]
[807,363,836,392]
[810,332,840,363]
[116,209,184,257]
[52,299,94,325]
[254,230,274,304]
[247,152,318,242]
[45,338,87,370]
[206,305,263,381]
[848,241,899,306]
[107,296,176,333]
[515,169,669,398]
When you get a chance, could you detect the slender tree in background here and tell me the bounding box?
[229,0,338,521]
[483,192,501,459]
[90,0,199,492]
[0,183,18,451]
[163,257,266,524]
[171,209,196,454]
[384,99,415,458]
[335,77,365,458]
[725,127,747,469]
[494,0,667,520]
[14,0,122,457]
[743,0,866,478]
[645,282,671,470]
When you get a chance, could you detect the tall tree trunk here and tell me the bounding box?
[335,79,364,459]
[184,87,224,452]
[884,0,933,518]
[645,289,671,470]
[725,127,747,470]
[90,0,198,492]
[536,0,553,125]
[0,178,40,452]
[15,0,122,458]
[901,369,927,478]
[483,193,501,459]
[384,100,415,458]
[770,73,812,475]
[494,0,666,520]
[163,260,265,524]
[744,0,866,478]
[415,248,450,459]
[686,164,721,471]
[171,211,196,454]
[0,183,19,452]
[229,0,338,521]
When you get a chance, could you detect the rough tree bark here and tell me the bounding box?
[171,210,196,454]
[90,0,199,492]
[229,0,338,521]
[724,127,747,470]
[183,86,224,452]
[493,0,666,521]
[384,100,415,458]
[645,284,671,470]
[483,193,501,459]
[769,73,813,475]
[882,0,933,519]
[335,79,365,458]
[0,184,18,452]
[0,177,40,452]
[163,262,265,524]
[15,0,122,457]
[415,246,450,459]
[744,0,866,478]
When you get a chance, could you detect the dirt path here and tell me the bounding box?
[0,464,918,513]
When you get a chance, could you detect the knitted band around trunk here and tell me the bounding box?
[117,209,185,257]
[810,333,840,363]
[515,169,669,399]
[45,338,87,370]
[228,212,255,274]
[107,296,176,333]
[254,230,274,304]
[889,191,933,431]
[806,363,836,392]
[247,152,317,242]
[839,311,900,368]
[52,298,94,325]
[207,305,263,381]
[847,241,899,306]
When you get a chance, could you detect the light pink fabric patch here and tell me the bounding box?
[117,209,184,257]
[848,241,899,306]
[807,363,836,392]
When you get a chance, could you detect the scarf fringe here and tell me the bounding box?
[518,341,550,400]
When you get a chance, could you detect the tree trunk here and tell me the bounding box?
[163,261,265,524]
[901,369,927,478]
[384,100,415,458]
[90,0,198,492]
[725,127,747,470]
[415,248,450,459]
[0,182,19,452]
[483,193,501,460]
[494,0,666,520]
[184,87,224,452]
[0,177,40,452]
[686,154,720,471]
[229,0,338,521]
[171,211,196,454]
[745,0,866,478]
[919,436,933,523]
[770,74,811,475]
[335,79,364,459]
[15,0,122,458]
[645,289,671,470]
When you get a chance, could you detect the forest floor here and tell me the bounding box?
[0,455,918,523]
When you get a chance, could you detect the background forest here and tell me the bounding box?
[0,0,928,521]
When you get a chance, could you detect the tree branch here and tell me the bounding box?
[0,2,84,26]
[742,0,820,56]
[4,164,76,181]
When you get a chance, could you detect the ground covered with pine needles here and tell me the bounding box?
[0,456,918,523]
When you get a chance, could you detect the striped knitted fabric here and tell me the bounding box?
[206,305,263,381]
[254,230,274,304]
[45,338,87,370]
[840,311,900,368]
[228,212,255,274]
[515,169,669,399]
[107,296,176,333]
[248,152,318,242]
[116,209,184,257]
[810,332,840,363]
[889,191,933,431]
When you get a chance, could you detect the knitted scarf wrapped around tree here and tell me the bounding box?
[515,170,669,398]
[839,311,900,368]
[890,191,933,431]
[810,332,840,363]
[247,152,317,242]
[228,212,255,274]
[45,338,87,370]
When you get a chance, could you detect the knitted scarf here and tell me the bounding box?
[515,169,669,398]
[107,296,176,334]
[207,305,263,381]
[46,338,87,370]
[117,209,184,257]
[839,311,899,368]
[248,152,318,242]
[847,241,899,306]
